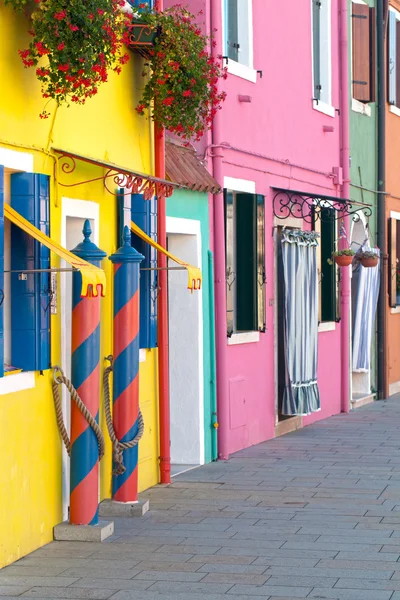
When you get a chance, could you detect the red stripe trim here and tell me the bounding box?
[114,292,139,359]
[72,298,100,353]
[113,376,139,440]
[70,463,98,525]
[70,364,100,443]
[113,470,138,503]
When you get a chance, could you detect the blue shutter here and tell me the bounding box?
[131,194,157,349]
[389,10,397,105]
[0,167,4,378]
[10,173,50,371]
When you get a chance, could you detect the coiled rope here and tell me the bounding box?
[52,366,105,460]
[103,355,144,476]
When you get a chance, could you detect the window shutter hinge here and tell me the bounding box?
[351,13,367,18]
[352,80,368,85]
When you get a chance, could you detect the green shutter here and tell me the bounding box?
[257,195,266,332]
[313,0,321,100]
[236,193,257,332]
[320,208,336,322]
[224,189,235,335]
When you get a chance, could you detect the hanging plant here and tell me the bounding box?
[4,0,31,9]
[17,0,131,117]
[328,248,355,267]
[131,3,227,141]
[360,250,379,268]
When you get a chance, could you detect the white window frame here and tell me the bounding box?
[351,0,372,117]
[312,0,335,117]
[390,210,400,313]
[222,0,257,83]
[224,176,260,345]
[0,148,35,394]
[389,7,400,117]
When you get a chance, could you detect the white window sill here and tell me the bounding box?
[139,349,147,363]
[313,100,336,118]
[391,306,400,314]
[352,98,371,117]
[390,105,400,117]
[227,60,257,84]
[318,321,336,333]
[228,331,260,345]
[0,371,35,395]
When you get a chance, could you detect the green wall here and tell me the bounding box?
[166,189,213,463]
[348,0,378,392]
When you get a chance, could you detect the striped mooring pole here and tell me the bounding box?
[109,226,144,502]
[70,220,106,525]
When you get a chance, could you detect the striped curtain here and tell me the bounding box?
[352,245,380,372]
[281,230,321,416]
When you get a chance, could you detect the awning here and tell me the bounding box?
[131,221,202,291]
[5,205,106,297]
[165,139,221,194]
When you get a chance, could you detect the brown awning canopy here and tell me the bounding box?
[165,139,221,194]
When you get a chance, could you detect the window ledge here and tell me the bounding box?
[391,306,400,314]
[318,321,336,333]
[0,371,35,395]
[228,331,260,345]
[139,349,147,363]
[390,105,400,117]
[352,98,371,117]
[313,100,336,118]
[227,60,257,84]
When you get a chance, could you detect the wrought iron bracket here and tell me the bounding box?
[272,188,373,224]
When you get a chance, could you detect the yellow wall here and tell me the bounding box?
[0,4,159,567]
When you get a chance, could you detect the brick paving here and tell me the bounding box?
[3,398,400,599]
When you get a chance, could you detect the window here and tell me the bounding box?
[388,9,400,110]
[351,1,376,104]
[312,0,333,111]
[389,215,400,307]
[314,208,338,323]
[224,189,265,336]
[224,0,253,69]
[0,167,51,377]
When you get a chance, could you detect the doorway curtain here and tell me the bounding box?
[281,230,321,416]
[352,245,380,372]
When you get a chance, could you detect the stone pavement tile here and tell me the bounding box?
[59,568,143,580]
[111,534,187,545]
[132,562,201,572]
[133,571,205,582]
[297,528,392,538]
[69,580,153,591]
[187,555,256,565]
[90,552,195,562]
[199,573,269,585]
[265,566,394,579]
[0,566,70,577]
[308,589,393,599]
[146,581,232,594]
[389,594,400,599]
[0,578,79,588]
[317,559,400,570]
[21,587,115,599]
[381,545,400,552]
[227,584,311,597]
[335,551,400,561]
[335,577,400,590]
[216,546,338,559]
[184,510,244,519]
[110,593,252,600]
[168,523,231,532]
[198,517,260,526]
[155,545,220,555]
[252,557,319,567]
[230,532,318,543]
[266,576,338,588]
[182,538,284,549]
[281,541,383,552]
[196,564,266,574]
[0,586,32,596]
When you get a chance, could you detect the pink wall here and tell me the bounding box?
[165,0,344,455]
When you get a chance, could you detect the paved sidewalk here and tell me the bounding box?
[3,399,400,599]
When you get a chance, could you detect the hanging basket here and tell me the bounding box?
[128,19,158,58]
[361,256,379,268]
[334,255,353,267]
